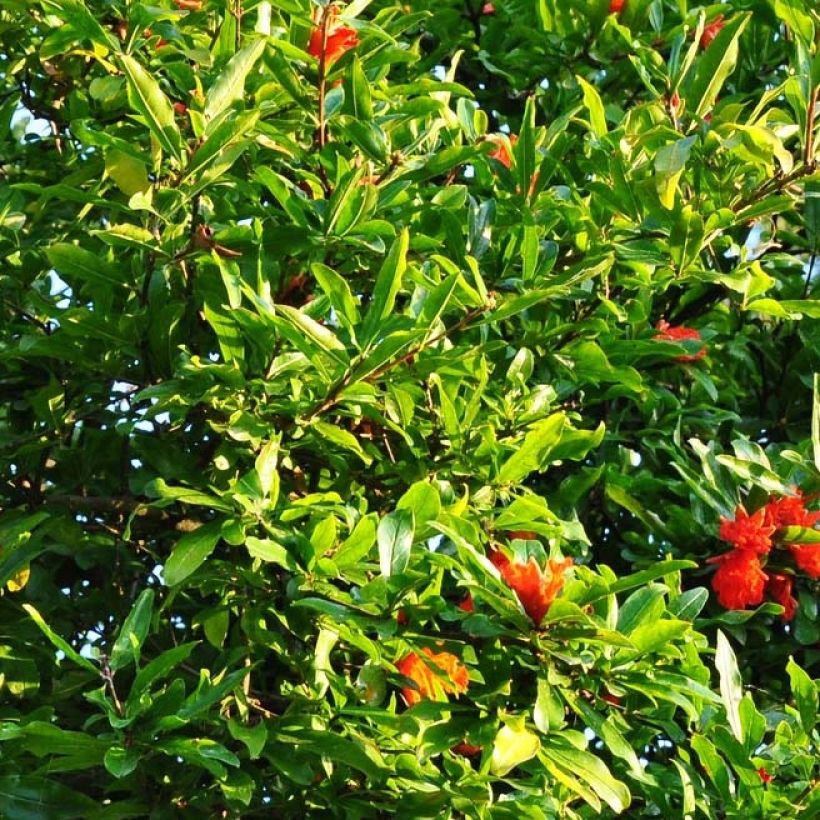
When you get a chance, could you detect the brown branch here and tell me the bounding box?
[304,304,489,422]
[805,82,818,168]
[43,494,204,532]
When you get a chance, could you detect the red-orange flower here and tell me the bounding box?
[308,20,359,65]
[757,767,774,785]
[710,549,768,610]
[396,608,410,627]
[719,505,775,555]
[173,101,188,116]
[609,0,625,13]
[789,544,820,579]
[766,573,797,622]
[175,0,202,10]
[490,550,572,625]
[763,492,820,530]
[653,319,707,362]
[487,134,517,169]
[396,647,469,706]
[700,15,724,49]
[458,592,474,613]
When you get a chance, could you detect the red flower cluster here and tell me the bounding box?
[653,320,707,362]
[396,647,469,706]
[700,15,724,49]
[308,14,359,66]
[490,550,572,625]
[609,0,625,13]
[711,492,820,619]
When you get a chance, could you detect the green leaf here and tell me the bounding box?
[312,420,373,466]
[490,716,540,776]
[311,262,360,332]
[716,629,744,742]
[360,229,409,345]
[787,656,817,732]
[496,413,566,484]
[515,95,537,195]
[127,643,197,710]
[275,303,348,364]
[45,244,125,290]
[576,76,607,137]
[691,735,732,800]
[814,373,820,472]
[205,39,267,123]
[104,746,140,779]
[164,521,223,586]
[396,481,441,533]
[541,742,631,813]
[120,55,183,162]
[685,14,751,117]
[654,137,695,210]
[228,719,268,759]
[244,536,298,569]
[183,111,260,188]
[617,584,667,634]
[110,589,154,671]
[377,509,414,577]
[334,514,377,568]
[622,619,690,656]
[22,604,98,674]
[349,56,373,120]
[0,775,99,819]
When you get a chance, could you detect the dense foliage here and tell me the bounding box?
[1,0,819,817]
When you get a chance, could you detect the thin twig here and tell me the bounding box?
[304,305,488,421]
[100,655,125,717]
[804,83,818,168]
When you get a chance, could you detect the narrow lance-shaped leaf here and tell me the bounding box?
[360,229,409,345]
[164,521,223,587]
[120,55,184,162]
[109,589,155,671]
[378,509,414,577]
[685,14,751,117]
[22,604,99,675]
[715,629,744,742]
[205,39,268,123]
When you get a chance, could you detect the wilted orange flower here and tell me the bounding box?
[487,134,517,169]
[653,320,707,362]
[710,549,768,610]
[452,741,482,756]
[789,544,820,579]
[490,550,572,625]
[766,573,797,621]
[719,505,775,555]
[396,647,469,706]
[763,491,820,530]
[506,530,537,540]
[396,608,410,627]
[173,101,187,116]
[308,19,359,65]
[700,14,724,49]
